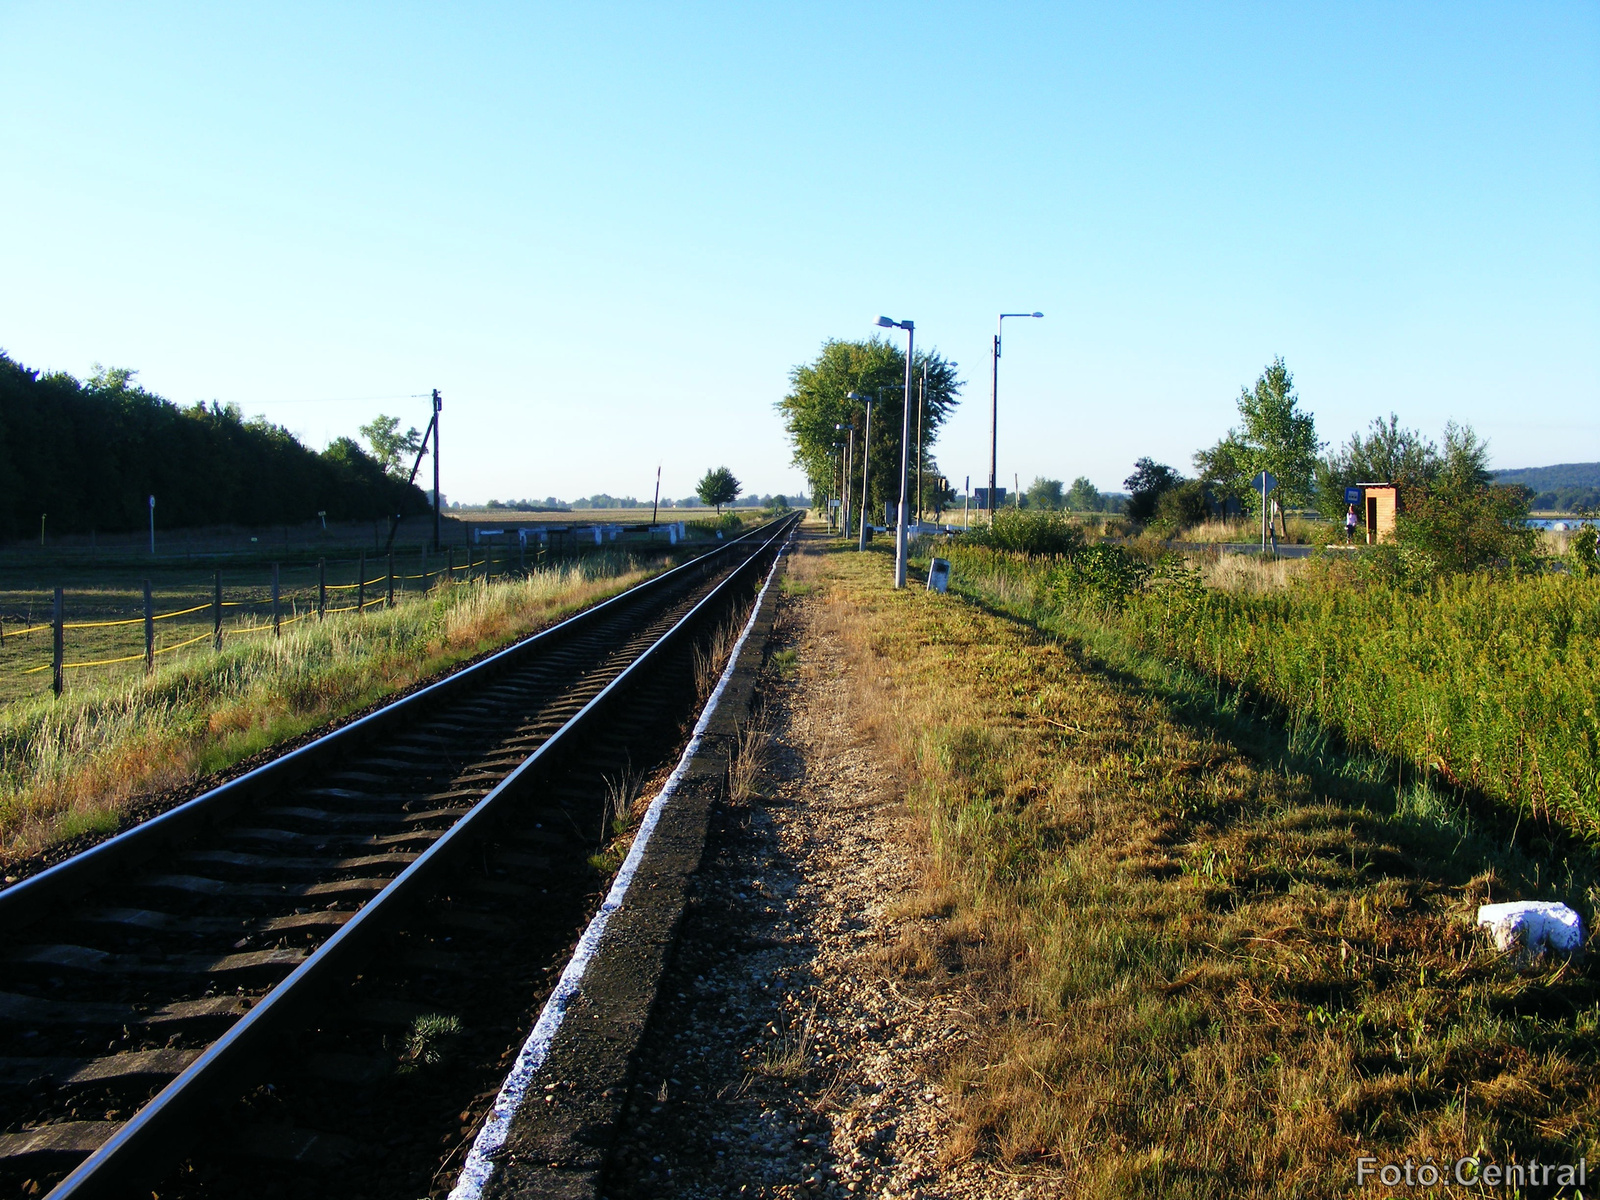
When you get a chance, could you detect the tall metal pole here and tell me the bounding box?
[857,399,874,552]
[915,364,926,525]
[989,322,1000,521]
[843,426,854,539]
[651,464,661,526]
[989,313,1042,521]
[431,389,442,552]
[894,323,915,588]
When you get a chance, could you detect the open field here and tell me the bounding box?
[0,553,661,865]
[808,536,1598,1195]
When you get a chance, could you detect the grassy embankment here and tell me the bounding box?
[0,555,658,867]
[801,537,1598,1197]
[948,543,1600,842]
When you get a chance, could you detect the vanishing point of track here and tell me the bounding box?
[0,514,798,1199]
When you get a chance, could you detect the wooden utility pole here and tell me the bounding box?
[143,580,154,673]
[432,389,443,552]
[52,587,64,697]
[652,464,661,526]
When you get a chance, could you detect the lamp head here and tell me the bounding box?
[846,391,862,401]
[874,316,896,329]
[1032,311,1044,319]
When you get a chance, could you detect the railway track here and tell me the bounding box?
[0,513,798,1199]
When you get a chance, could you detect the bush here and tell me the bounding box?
[967,508,1086,557]
[1394,481,1536,576]
[1149,480,1211,537]
[1569,525,1600,578]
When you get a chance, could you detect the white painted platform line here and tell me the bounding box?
[449,535,793,1200]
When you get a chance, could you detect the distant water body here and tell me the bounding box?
[1528,518,1598,529]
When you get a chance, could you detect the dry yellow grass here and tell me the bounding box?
[1196,551,1306,593]
[0,561,655,866]
[800,539,1598,1197]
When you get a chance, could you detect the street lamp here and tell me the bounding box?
[835,421,854,539]
[846,391,874,551]
[990,312,1043,520]
[873,316,915,588]
[838,444,851,534]
[915,360,954,525]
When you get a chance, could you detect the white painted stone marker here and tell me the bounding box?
[1476,901,1584,955]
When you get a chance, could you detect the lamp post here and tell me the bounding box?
[836,421,854,539]
[838,441,851,531]
[847,391,874,551]
[873,316,915,588]
[989,312,1043,520]
[912,360,954,525]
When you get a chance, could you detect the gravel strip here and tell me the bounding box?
[603,582,1052,1200]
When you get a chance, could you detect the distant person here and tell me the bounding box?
[1345,504,1358,543]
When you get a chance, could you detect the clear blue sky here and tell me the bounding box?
[3,2,1596,504]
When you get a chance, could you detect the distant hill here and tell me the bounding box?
[1493,462,1600,490]
[1493,462,1600,513]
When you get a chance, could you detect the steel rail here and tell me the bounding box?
[0,519,782,930]
[41,512,798,1200]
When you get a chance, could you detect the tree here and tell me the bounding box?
[777,338,961,523]
[1065,477,1103,512]
[1192,433,1252,514]
[1235,358,1320,509]
[1314,414,1440,518]
[359,414,425,479]
[1025,477,1065,510]
[696,466,741,514]
[1199,359,1320,521]
[1124,458,1183,524]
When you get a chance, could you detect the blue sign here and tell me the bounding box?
[1344,486,1362,504]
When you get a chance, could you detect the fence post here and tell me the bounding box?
[212,572,222,652]
[386,554,394,607]
[143,580,154,674]
[52,587,64,697]
[357,552,366,615]
[272,563,281,637]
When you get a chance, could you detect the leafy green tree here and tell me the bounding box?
[1025,477,1065,510]
[1199,359,1320,518]
[1065,476,1103,512]
[1124,458,1183,524]
[1192,433,1252,513]
[360,414,425,479]
[778,338,961,522]
[1315,414,1440,518]
[696,466,741,513]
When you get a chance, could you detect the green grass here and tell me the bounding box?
[943,544,1600,844]
[0,556,658,866]
[807,540,1599,1196]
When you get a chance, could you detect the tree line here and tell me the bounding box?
[0,352,431,542]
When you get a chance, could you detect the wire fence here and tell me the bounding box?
[0,543,536,698]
